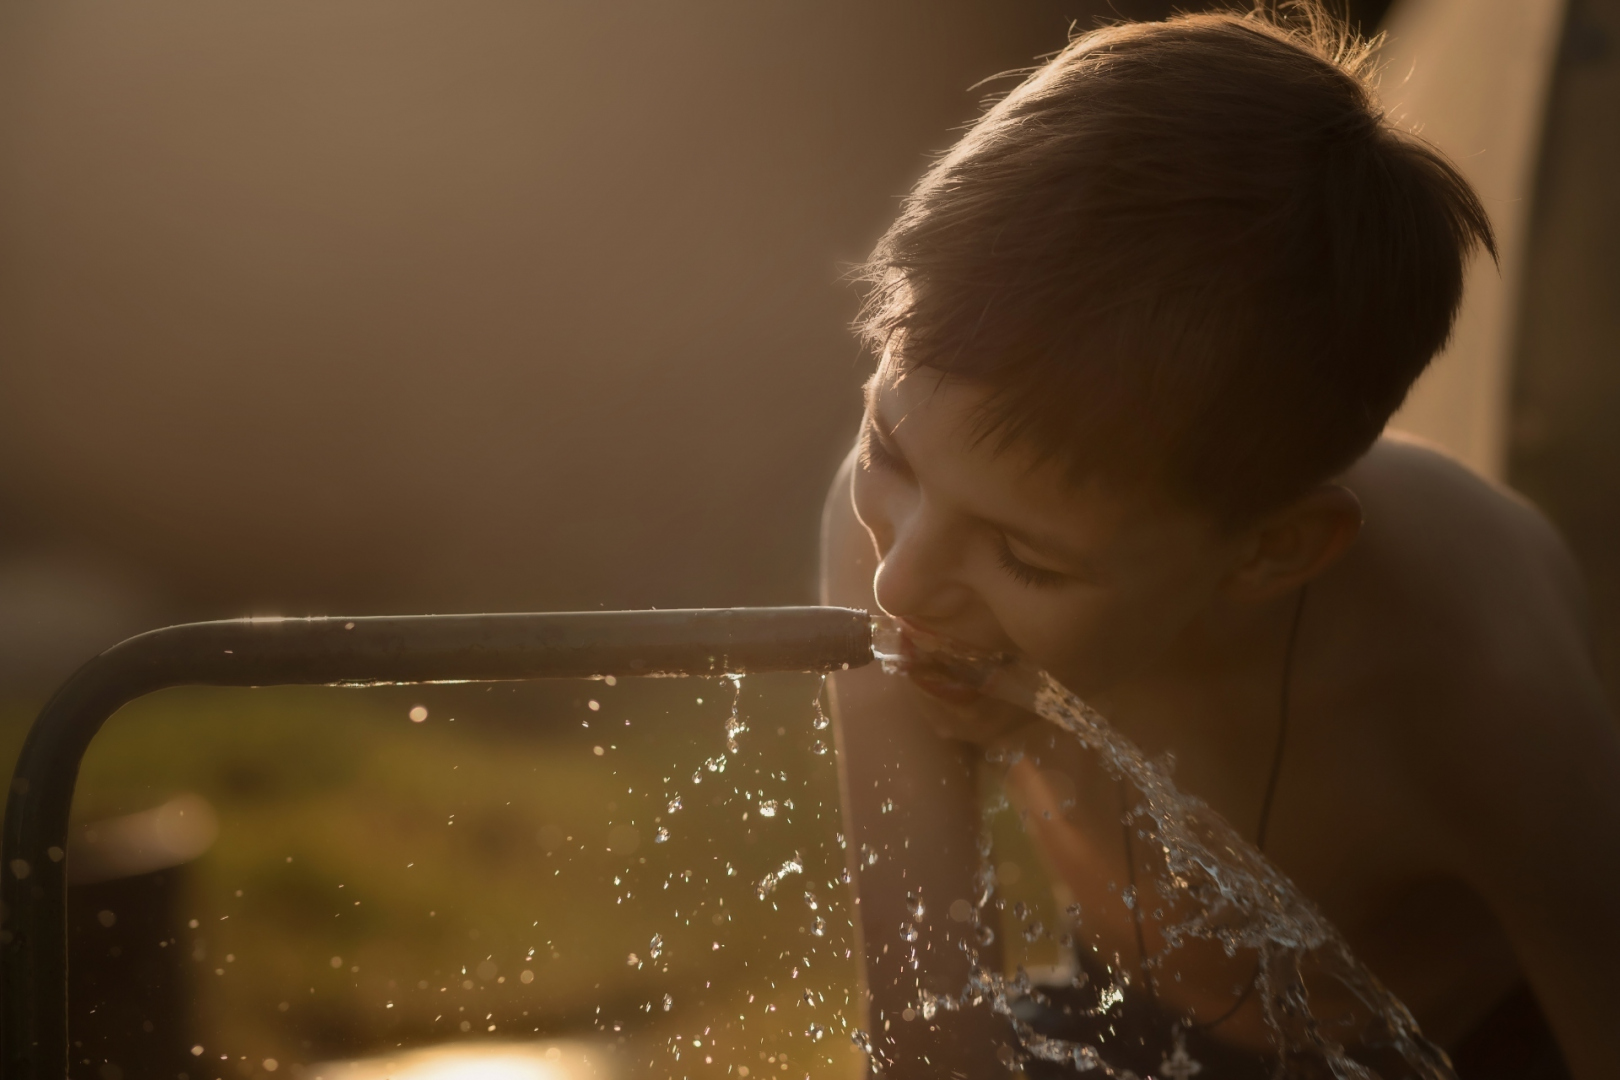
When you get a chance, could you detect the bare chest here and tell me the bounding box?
[1162,696,1521,1044]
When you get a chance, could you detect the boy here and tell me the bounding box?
[820,8,1620,1079]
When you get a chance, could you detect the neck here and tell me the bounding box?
[1099,587,1306,738]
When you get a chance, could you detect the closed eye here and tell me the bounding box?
[995,534,1068,589]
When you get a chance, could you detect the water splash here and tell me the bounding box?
[722,674,748,752]
[755,853,805,901]
[869,615,1455,1079]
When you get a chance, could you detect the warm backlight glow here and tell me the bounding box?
[312,1041,615,1080]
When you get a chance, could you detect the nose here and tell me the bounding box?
[869,497,969,623]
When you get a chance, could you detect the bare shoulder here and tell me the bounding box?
[1328,437,1620,1073]
[1335,434,1618,857]
[1348,433,1587,622]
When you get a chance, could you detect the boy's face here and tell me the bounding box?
[853,358,1245,700]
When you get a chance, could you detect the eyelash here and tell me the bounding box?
[995,535,1068,589]
[862,419,1065,589]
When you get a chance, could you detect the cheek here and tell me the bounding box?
[985,574,1214,695]
[988,591,1136,691]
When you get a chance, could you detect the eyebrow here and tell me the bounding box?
[862,407,905,458]
[862,381,915,465]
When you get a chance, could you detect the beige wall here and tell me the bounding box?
[0,2,1094,632]
[1379,0,1566,478]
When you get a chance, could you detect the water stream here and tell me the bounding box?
[863,616,1454,1080]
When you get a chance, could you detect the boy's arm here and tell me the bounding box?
[819,448,1011,1078]
[1432,516,1620,1080]
[1456,671,1620,1080]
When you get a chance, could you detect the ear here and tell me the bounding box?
[1222,484,1363,603]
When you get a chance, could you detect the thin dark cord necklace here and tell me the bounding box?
[1119,582,1310,1035]
[1256,584,1309,853]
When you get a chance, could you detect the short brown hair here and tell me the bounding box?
[859,6,1494,522]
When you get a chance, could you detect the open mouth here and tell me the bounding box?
[869,616,1013,703]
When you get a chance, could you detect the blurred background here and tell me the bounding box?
[0,0,1613,1076]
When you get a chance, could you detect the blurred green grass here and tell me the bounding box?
[2,674,871,1079]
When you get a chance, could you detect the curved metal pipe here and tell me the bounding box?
[0,606,873,1079]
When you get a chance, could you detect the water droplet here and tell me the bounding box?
[807,1022,826,1040]
[661,993,673,1012]
[850,1030,875,1055]
[811,678,832,731]
[810,739,829,755]
[1022,920,1044,942]
[899,921,919,942]
[879,798,894,814]
[803,890,818,910]
[905,892,925,920]
[757,799,778,818]
[654,827,670,843]
[649,934,664,961]
[1072,1046,1102,1070]
[802,988,816,1007]
[667,795,683,813]
[976,925,995,946]
[704,754,727,774]
[811,916,827,936]
[755,854,804,899]
[1013,900,1029,921]
[1121,885,1137,911]
[1064,902,1082,919]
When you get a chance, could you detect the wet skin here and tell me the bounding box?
[820,358,1620,1079]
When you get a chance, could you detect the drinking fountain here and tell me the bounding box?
[1,606,874,1080]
